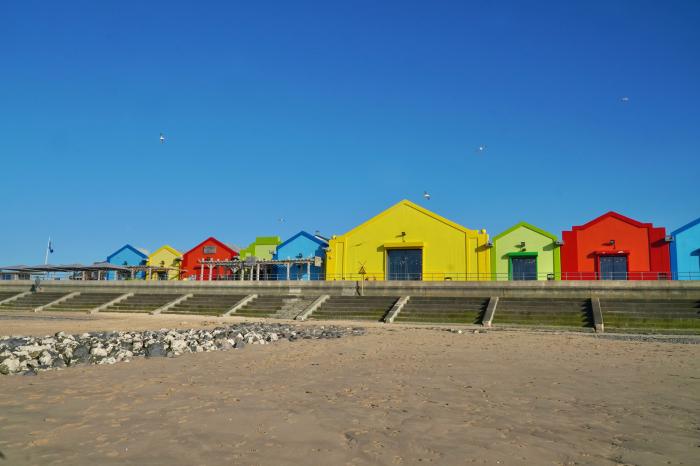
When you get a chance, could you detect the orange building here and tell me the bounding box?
[561,212,671,280]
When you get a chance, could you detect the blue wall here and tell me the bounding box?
[273,231,327,280]
[106,244,148,280]
[671,218,700,280]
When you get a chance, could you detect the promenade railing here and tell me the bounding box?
[179,271,699,281]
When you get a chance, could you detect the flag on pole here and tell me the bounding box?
[45,237,53,265]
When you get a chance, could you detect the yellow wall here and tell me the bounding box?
[147,245,182,280]
[326,200,490,281]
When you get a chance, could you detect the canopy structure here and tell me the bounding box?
[0,262,130,273]
[126,265,184,280]
[0,262,130,280]
[196,257,323,281]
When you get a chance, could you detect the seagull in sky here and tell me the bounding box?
[476,144,487,154]
[160,133,165,144]
[423,191,431,201]
[620,96,630,103]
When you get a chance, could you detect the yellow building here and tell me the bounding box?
[147,245,183,280]
[326,200,490,281]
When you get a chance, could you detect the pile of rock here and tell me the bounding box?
[0,323,365,376]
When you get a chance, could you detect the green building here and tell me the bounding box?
[239,236,282,261]
[490,222,561,280]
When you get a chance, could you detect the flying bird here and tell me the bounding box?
[278,217,285,223]
[476,144,487,154]
[620,96,630,103]
[159,133,165,144]
[423,191,431,201]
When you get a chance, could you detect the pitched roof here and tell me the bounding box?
[183,237,237,256]
[671,216,700,236]
[148,245,183,259]
[567,211,656,231]
[493,222,558,242]
[277,231,328,251]
[106,244,149,262]
[336,199,483,238]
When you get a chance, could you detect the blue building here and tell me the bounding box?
[273,231,328,280]
[670,217,700,280]
[106,244,149,280]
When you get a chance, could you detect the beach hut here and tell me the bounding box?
[325,199,490,281]
[105,244,149,280]
[146,245,182,280]
[670,217,700,280]
[180,237,239,281]
[561,212,671,280]
[490,222,561,281]
[239,236,281,261]
[273,231,328,280]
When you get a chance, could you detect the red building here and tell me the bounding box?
[180,237,239,280]
[561,212,671,280]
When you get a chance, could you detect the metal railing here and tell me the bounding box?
[11,271,699,282]
[176,271,700,282]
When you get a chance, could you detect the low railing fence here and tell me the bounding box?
[9,271,699,282]
[180,271,698,282]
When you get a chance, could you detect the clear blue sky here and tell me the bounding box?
[1,0,698,264]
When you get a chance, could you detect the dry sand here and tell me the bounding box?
[0,313,698,465]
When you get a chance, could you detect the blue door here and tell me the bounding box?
[599,255,627,280]
[387,249,422,280]
[511,256,537,280]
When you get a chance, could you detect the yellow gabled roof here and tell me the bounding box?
[336,199,484,239]
[148,244,183,259]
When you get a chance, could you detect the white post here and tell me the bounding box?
[286,262,290,280]
[208,263,213,281]
[200,263,205,281]
[256,263,260,281]
[44,237,51,265]
[306,261,311,281]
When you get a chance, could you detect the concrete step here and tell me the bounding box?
[310,313,385,321]
[604,309,700,319]
[406,298,488,303]
[104,294,184,312]
[163,309,223,316]
[0,293,69,309]
[601,304,700,310]
[311,297,398,321]
[396,316,480,323]
[401,305,486,311]
[47,293,124,310]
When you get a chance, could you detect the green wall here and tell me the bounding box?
[491,223,561,280]
[240,236,281,260]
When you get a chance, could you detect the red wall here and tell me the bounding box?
[561,212,670,280]
[181,237,238,280]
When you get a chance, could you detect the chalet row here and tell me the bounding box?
[105,200,700,282]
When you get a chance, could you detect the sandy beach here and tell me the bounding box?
[0,313,698,465]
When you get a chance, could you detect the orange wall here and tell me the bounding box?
[573,217,650,272]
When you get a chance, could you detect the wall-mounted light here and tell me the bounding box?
[609,239,616,247]
[664,235,674,243]
[554,240,564,247]
[486,241,494,248]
